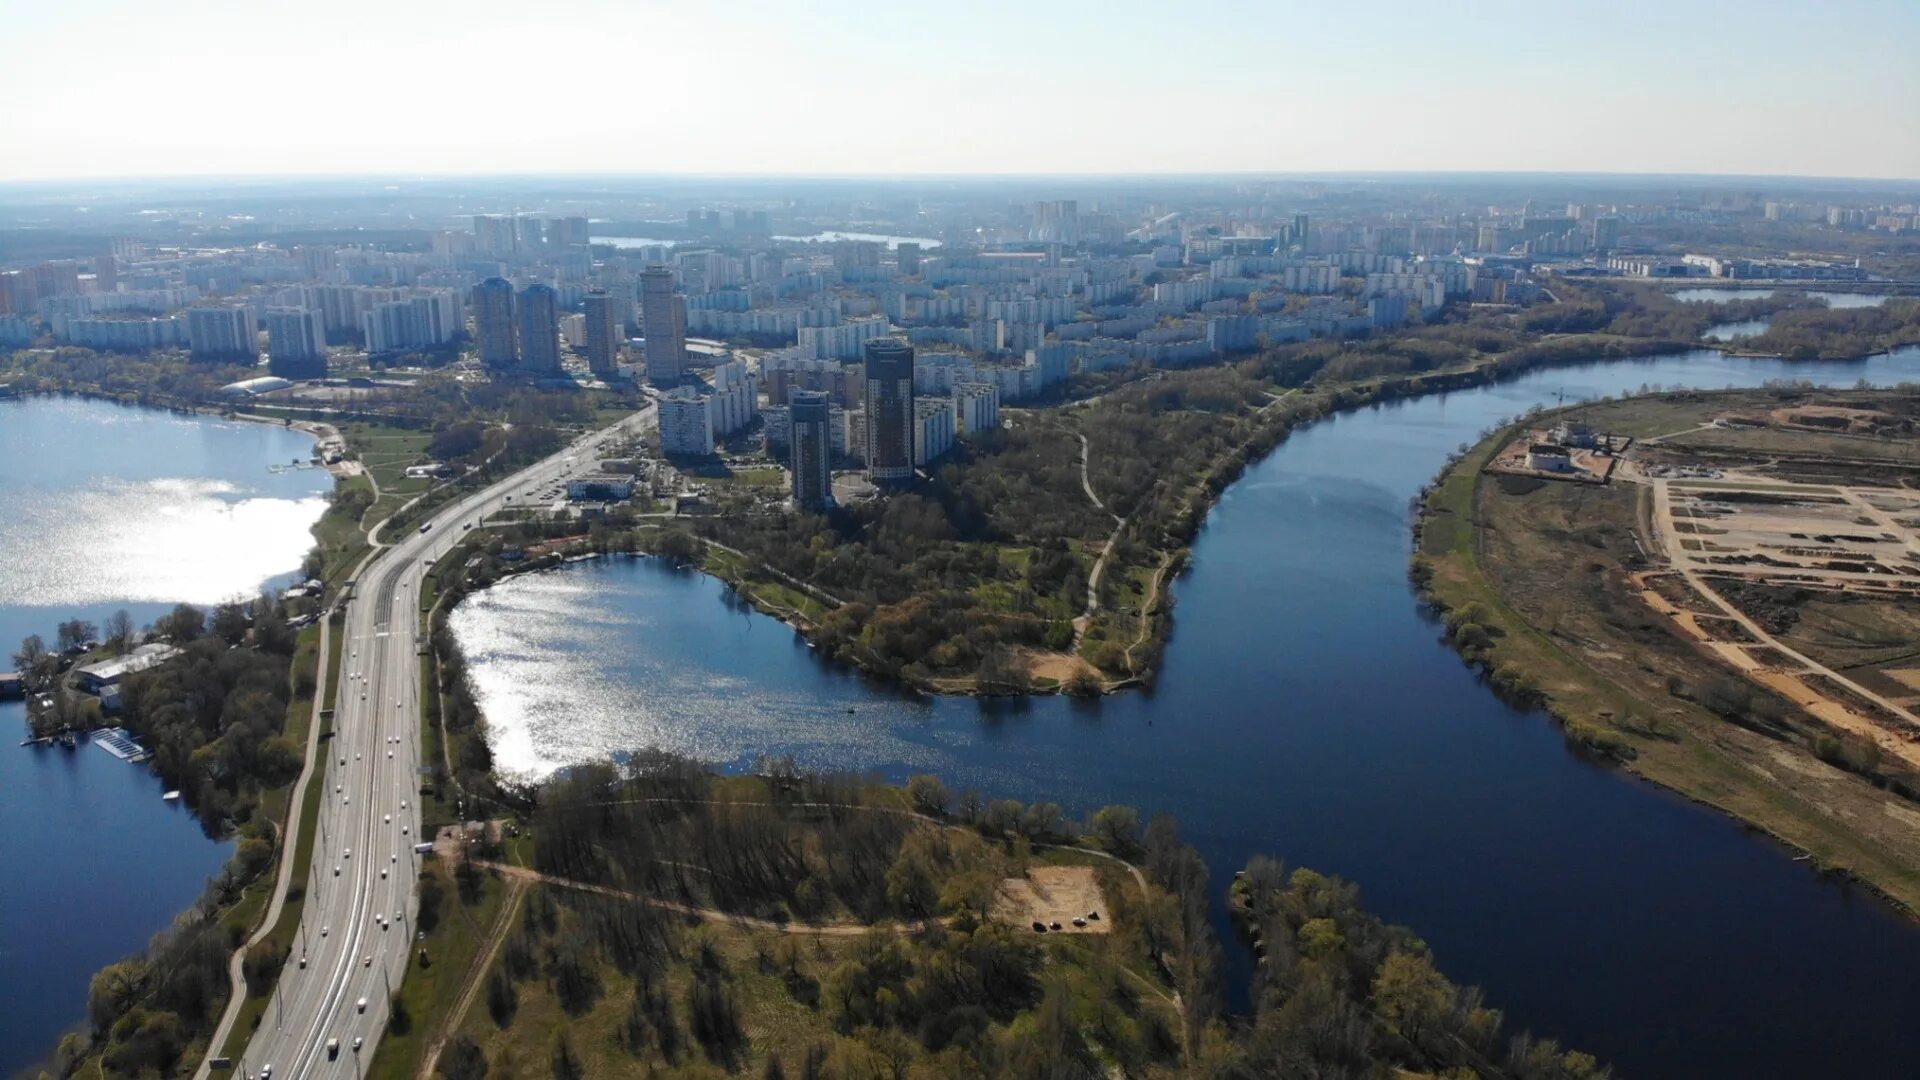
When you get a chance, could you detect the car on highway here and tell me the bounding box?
[357,995,368,1012]
[327,1038,339,1060]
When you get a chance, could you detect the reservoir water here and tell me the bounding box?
[1702,317,1769,341]
[772,231,943,249]
[0,396,332,1075]
[453,346,1920,1079]
[1671,286,1894,308]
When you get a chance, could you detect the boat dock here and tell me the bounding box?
[93,727,152,762]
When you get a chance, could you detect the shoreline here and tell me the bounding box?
[437,341,1710,701]
[1,392,350,1075]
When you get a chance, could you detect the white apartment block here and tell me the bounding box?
[912,398,956,467]
[361,291,461,354]
[797,316,891,360]
[952,381,1000,434]
[657,387,714,455]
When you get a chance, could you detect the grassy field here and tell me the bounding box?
[1416,391,1920,914]
[364,861,515,1079]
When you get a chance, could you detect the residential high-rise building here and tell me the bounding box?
[1292,213,1310,248]
[549,216,591,248]
[640,266,687,383]
[657,386,714,455]
[94,253,118,292]
[516,283,561,374]
[582,289,622,377]
[896,242,922,275]
[473,278,517,369]
[913,398,956,467]
[472,215,517,255]
[789,389,833,510]
[363,292,462,355]
[514,215,545,253]
[186,304,259,362]
[952,381,999,433]
[862,337,915,485]
[264,307,327,378]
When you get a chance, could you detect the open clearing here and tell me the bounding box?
[990,866,1110,934]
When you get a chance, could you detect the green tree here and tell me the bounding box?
[1372,949,1452,1049]
[1089,805,1141,855]
[552,1033,584,1080]
[906,774,950,816]
[437,1036,488,1080]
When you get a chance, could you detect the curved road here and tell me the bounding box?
[226,405,654,1078]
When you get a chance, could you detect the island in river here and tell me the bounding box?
[1414,385,1920,912]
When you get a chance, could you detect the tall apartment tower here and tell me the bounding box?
[861,337,915,485]
[472,215,517,255]
[264,307,327,378]
[516,283,561,374]
[473,277,518,369]
[639,265,687,383]
[185,305,259,362]
[789,390,834,510]
[582,289,622,377]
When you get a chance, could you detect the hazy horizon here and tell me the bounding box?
[5,0,1917,184]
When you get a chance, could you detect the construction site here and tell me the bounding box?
[1621,394,1920,767]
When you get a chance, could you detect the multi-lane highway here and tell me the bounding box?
[229,405,654,1078]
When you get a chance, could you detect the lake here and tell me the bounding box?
[590,236,678,250]
[772,231,943,249]
[453,346,1920,1079]
[1702,317,1770,340]
[0,396,332,1075]
[1672,286,1894,308]
[593,231,944,251]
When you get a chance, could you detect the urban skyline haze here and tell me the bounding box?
[3,0,1918,182]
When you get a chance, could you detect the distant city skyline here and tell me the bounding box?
[4,0,1918,183]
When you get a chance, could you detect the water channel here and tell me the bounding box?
[452,346,1920,1078]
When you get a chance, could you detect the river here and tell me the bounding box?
[452,346,1920,1078]
[0,396,332,1075]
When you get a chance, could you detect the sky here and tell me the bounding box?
[3,0,1917,182]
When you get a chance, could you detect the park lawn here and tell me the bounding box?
[710,465,787,488]
[314,473,375,583]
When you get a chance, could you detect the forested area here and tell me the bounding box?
[114,600,304,828]
[1744,299,1920,360]
[429,756,1602,1079]
[1231,860,1610,1079]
